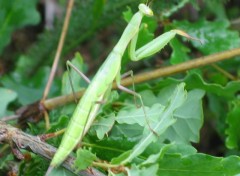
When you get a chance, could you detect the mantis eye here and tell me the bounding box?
[138,3,153,17]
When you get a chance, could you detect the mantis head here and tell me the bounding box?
[139,4,153,17]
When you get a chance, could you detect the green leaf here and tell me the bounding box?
[173,19,240,55]
[225,101,240,149]
[141,144,173,165]
[46,115,70,146]
[123,7,132,22]
[48,115,70,133]
[204,0,227,19]
[157,154,240,176]
[92,0,105,28]
[128,143,240,176]
[0,87,17,117]
[74,148,97,171]
[126,164,159,176]
[111,150,132,165]
[112,123,143,138]
[142,143,197,166]
[0,0,40,54]
[120,83,187,164]
[90,135,137,162]
[156,72,240,99]
[91,114,115,139]
[1,67,51,105]
[170,37,190,64]
[161,89,205,144]
[116,104,165,127]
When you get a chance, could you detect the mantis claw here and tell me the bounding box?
[173,29,203,44]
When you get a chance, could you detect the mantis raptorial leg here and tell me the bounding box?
[46,3,201,175]
[120,70,138,107]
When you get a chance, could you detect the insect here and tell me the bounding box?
[46,3,200,175]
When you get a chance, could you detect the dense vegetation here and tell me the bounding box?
[1,0,240,175]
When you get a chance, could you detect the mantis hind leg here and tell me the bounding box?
[66,60,91,103]
[121,70,137,107]
[116,83,158,136]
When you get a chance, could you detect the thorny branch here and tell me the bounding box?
[0,121,105,176]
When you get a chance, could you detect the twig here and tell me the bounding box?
[120,47,240,86]
[1,115,20,122]
[43,47,240,110]
[0,121,105,176]
[42,0,74,101]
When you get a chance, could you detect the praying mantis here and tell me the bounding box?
[46,3,200,175]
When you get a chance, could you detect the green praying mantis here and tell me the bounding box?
[46,3,200,175]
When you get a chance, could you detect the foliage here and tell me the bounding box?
[0,88,17,116]
[0,0,40,54]
[0,0,240,176]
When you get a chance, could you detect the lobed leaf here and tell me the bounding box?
[155,73,240,99]
[120,83,187,164]
[91,114,115,139]
[161,89,205,144]
[126,164,159,176]
[1,67,51,105]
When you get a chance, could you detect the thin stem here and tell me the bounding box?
[1,114,20,121]
[119,47,240,87]
[41,128,66,141]
[43,47,240,110]
[211,63,237,80]
[54,128,66,137]
[42,0,74,101]
[82,142,125,153]
[44,110,50,130]
[92,161,120,169]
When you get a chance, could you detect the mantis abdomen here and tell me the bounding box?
[50,53,124,166]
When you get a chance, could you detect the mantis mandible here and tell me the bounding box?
[46,3,200,174]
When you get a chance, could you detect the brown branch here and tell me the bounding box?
[44,47,240,110]
[119,47,240,86]
[0,121,105,176]
[42,0,74,101]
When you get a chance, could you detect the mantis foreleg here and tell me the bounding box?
[129,29,201,61]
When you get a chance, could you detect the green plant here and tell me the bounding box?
[1,0,240,176]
